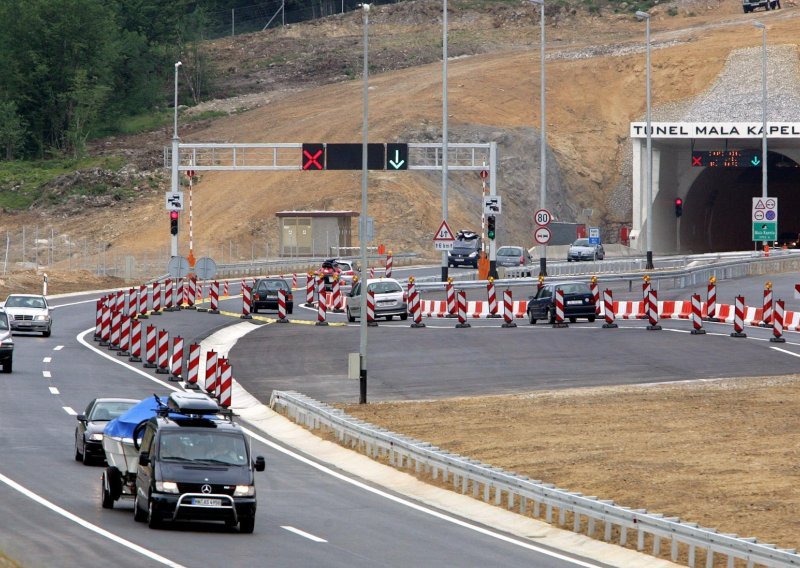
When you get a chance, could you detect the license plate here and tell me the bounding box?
[192,497,222,507]
[377,300,395,306]
[567,300,583,305]
[17,321,31,326]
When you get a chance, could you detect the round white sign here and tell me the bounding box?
[534,226,552,245]
[534,208,552,227]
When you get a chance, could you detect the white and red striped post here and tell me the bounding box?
[455,289,471,328]
[169,336,184,381]
[331,274,343,313]
[292,273,297,289]
[731,295,747,338]
[196,279,207,312]
[706,278,718,321]
[277,288,289,323]
[369,266,375,279]
[164,278,173,311]
[367,286,378,327]
[144,324,157,368]
[155,329,169,374]
[100,304,111,346]
[602,289,618,329]
[151,282,162,315]
[690,294,706,335]
[408,278,425,328]
[641,277,651,320]
[118,315,131,356]
[590,276,601,316]
[215,357,227,398]
[109,309,121,350]
[187,277,197,310]
[209,281,220,314]
[179,278,188,309]
[218,361,232,408]
[770,299,786,343]
[94,298,104,340]
[185,343,201,389]
[138,284,149,318]
[501,289,516,328]
[316,282,329,326]
[240,285,253,319]
[115,290,124,314]
[128,318,142,362]
[761,282,773,327]
[487,278,499,318]
[305,272,315,306]
[223,280,229,298]
[240,278,246,295]
[204,351,218,396]
[445,279,456,317]
[553,288,568,328]
[385,251,393,278]
[646,288,661,330]
[127,288,138,319]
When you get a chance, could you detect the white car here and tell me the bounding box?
[3,293,52,336]
[332,259,359,286]
[346,278,408,322]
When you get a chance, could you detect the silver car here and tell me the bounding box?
[496,245,533,267]
[3,293,52,336]
[567,238,605,262]
[346,278,408,322]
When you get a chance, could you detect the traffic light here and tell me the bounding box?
[170,211,179,235]
[487,215,496,240]
[674,198,683,218]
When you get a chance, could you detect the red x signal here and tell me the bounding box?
[302,144,325,170]
[692,155,703,167]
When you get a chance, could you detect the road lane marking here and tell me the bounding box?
[54,345,64,350]
[281,526,327,542]
[43,357,52,363]
[62,407,77,415]
[49,387,59,395]
[770,346,800,358]
[0,473,185,567]
[43,371,51,378]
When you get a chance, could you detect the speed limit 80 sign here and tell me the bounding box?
[534,208,552,227]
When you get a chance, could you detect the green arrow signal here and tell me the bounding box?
[751,156,761,166]
[388,149,405,170]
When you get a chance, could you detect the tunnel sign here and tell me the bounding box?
[752,197,778,242]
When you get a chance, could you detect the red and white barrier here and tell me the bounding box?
[118,315,131,355]
[164,278,173,311]
[152,282,162,315]
[241,285,253,319]
[196,280,206,312]
[138,284,149,318]
[109,309,121,350]
[292,273,297,289]
[455,290,470,328]
[553,288,567,327]
[706,282,717,321]
[731,295,747,337]
[385,252,393,278]
[367,287,377,326]
[316,283,328,326]
[156,329,169,374]
[446,282,456,317]
[218,361,232,408]
[223,280,229,298]
[690,294,705,335]
[590,279,601,316]
[408,280,425,328]
[487,280,499,318]
[170,336,184,380]
[332,276,343,313]
[278,289,289,322]
[369,267,375,279]
[187,277,197,309]
[144,325,157,368]
[186,343,201,388]
[204,350,218,395]
[602,290,617,328]
[762,285,773,327]
[646,289,661,330]
[128,319,142,362]
[306,273,315,305]
[94,298,104,340]
[501,289,516,328]
[771,299,786,343]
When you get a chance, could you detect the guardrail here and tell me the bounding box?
[270,390,799,568]
[212,253,418,278]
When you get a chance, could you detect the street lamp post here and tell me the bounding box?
[636,11,654,269]
[170,61,182,259]
[530,0,546,276]
[358,4,370,404]
[753,21,768,248]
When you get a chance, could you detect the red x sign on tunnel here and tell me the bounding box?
[692,155,703,167]
[302,143,325,170]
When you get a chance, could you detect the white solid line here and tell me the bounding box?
[62,407,77,416]
[0,473,185,567]
[43,357,52,363]
[54,345,64,351]
[770,346,800,358]
[281,526,328,543]
[49,387,59,395]
[43,371,51,378]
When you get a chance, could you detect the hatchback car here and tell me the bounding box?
[346,278,408,321]
[496,246,533,267]
[0,311,13,373]
[3,293,52,336]
[567,238,605,262]
[75,397,138,465]
[252,278,293,314]
[526,282,597,324]
[331,259,359,285]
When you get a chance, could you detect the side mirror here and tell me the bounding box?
[254,456,266,472]
[138,451,150,467]
[76,414,86,422]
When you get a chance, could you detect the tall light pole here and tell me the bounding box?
[636,11,654,269]
[753,21,768,248]
[170,61,182,259]
[358,3,370,404]
[441,0,450,282]
[530,0,546,276]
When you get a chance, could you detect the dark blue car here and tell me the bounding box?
[526,282,596,324]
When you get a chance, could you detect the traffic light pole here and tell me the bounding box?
[170,61,181,259]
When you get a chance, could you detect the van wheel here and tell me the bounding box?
[569,317,577,323]
[588,315,596,323]
[528,312,536,325]
[400,313,408,321]
[386,315,393,321]
[101,472,114,509]
[239,517,255,534]
[347,308,355,323]
[548,309,556,324]
[148,499,162,529]
[133,493,147,522]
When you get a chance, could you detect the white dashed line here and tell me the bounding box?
[62,407,77,416]
[43,357,52,363]
[281,526,327,543]
[49,387,59,395]
[43,371,51,378]
[54,345,64,351]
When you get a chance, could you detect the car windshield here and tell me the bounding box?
[497,247,521,256]
[556,283,591,295]
[0,314,8,330]
[6,296,45,309]
[572,239,590,247]
[90,401,137,421]
[159,431,248,466]
[368,282,402,294]
[261,280,286,291]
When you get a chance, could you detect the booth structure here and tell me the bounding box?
[276,210,359,257]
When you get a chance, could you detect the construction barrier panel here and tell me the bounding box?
[771,299,786,343]
[553,288,567,328]
[690,294,705,335]
[241,285,253,319]
[501,289,516,328]
[156,329,169,374]
[186,343,200,389]
[455,290,470,328]
[277,289,289,323]
[731,295,747,338]
[144,325,157,368]
[204,350,218,394]
[646,289,661,331]
[128,319,142,363]
[170,336,184,381]
[487,279,499,318]
[602,289,618,329]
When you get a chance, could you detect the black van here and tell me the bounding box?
[447,230,482,268]
[133,392,265,532]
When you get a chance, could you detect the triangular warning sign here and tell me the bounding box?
[754,199,766,209]
[434,220,455,241]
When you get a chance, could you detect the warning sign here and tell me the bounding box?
[752,197,778,241]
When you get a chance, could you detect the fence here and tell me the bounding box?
[271,390,799,568]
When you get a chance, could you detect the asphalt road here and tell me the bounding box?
[0,291,605,568]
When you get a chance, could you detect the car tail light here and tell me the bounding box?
[287,293,293,301]
[403,292,408,302]
[519,256,524,265]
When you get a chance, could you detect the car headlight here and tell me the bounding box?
[234,485,255,497]
[155,481,179,494]
[468,251,478,257]
[35,314,50,321]
[89,433,104,441]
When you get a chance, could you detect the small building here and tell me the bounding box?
[276,210,359,257]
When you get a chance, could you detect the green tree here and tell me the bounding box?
[0,100,27,160]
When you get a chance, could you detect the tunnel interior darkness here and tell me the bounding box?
[680,152,800,253]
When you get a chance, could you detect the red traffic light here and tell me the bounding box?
[675,198,683,206]
[170,211,179,220]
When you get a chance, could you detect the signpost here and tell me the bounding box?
[752,197,778,242]
[483,195,501,215]
[165,192,184,211]
[588,227,600,245]
[433,220,456,251]
[534,208,552,276]
[534,226,551,245]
